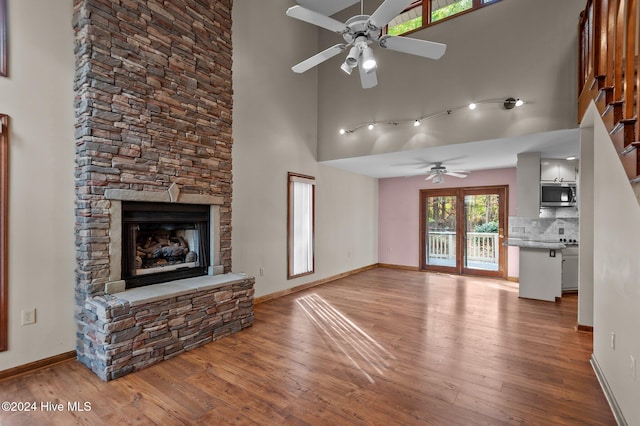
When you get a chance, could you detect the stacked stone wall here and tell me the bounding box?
[72,0,243,380]
[73,0,233,300]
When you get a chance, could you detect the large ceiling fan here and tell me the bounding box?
[424,162,469,183]
[286,0,447,89]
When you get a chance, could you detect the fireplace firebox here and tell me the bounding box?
[122,202,210,289]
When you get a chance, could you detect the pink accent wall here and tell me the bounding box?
[378,168,519,278]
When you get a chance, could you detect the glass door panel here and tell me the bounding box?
[464,193,500,271]
[423,193,457,270]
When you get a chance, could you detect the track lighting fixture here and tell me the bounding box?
[504,97,525,109]
[338,97,526,135]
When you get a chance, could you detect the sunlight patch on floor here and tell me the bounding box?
[296,293,396,384]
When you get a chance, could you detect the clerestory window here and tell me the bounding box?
[387,0,501,36]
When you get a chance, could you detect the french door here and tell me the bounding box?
[419,186,508,278]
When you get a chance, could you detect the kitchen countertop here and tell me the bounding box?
[504,238,570,249]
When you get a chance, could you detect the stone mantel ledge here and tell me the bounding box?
[92,273,252,309]
[104,186,224,205]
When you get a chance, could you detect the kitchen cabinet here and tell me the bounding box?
[516,152,541,217]
[562,246,579,291]
[540,159,578,182]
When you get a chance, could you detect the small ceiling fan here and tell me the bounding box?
[286,0,447,89]
[424,163,469,183]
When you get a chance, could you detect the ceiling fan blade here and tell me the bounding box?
[296,0,360,17]
[286,6,348,34]
[425,174,435,181]
[359,61,378,89]
[379,35,447,60]
[445,172,467,178]
[368,0,415,29]
[292,44,346,73]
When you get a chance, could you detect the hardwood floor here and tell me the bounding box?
[0,268,615,425]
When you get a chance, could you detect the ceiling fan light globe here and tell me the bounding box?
[363,59,377,72]
[340,62,354,75]
[361,47,377,72]
[346,46,360,67]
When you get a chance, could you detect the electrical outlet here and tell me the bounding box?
[259,267,264,277]
[21,309,36,325]
[631,355,637,381]
[611,332,616,350]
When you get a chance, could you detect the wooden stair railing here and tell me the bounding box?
[579,0,640,181]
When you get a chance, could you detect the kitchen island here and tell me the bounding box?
[506,239,565,302]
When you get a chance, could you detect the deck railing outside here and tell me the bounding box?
[427,231,498,264]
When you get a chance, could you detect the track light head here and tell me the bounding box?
[503,97,525,109]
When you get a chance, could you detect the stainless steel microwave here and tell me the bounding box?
[540,183,577,207]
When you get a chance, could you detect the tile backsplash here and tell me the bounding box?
[509,216,579,242]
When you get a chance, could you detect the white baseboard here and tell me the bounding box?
[591,354,627,425]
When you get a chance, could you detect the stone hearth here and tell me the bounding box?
[79,273,254,381]
[73,0,252,381]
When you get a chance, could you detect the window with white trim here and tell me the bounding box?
[288,173,315,279]
[387,0,501,36]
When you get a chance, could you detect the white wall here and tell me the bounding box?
[0,0,76,370]
[583,105,640,423]
[315,0,585,162]
[232,0,378,298]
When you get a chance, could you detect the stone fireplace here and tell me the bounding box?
[73,0,253,381]
[121,201,209,288]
